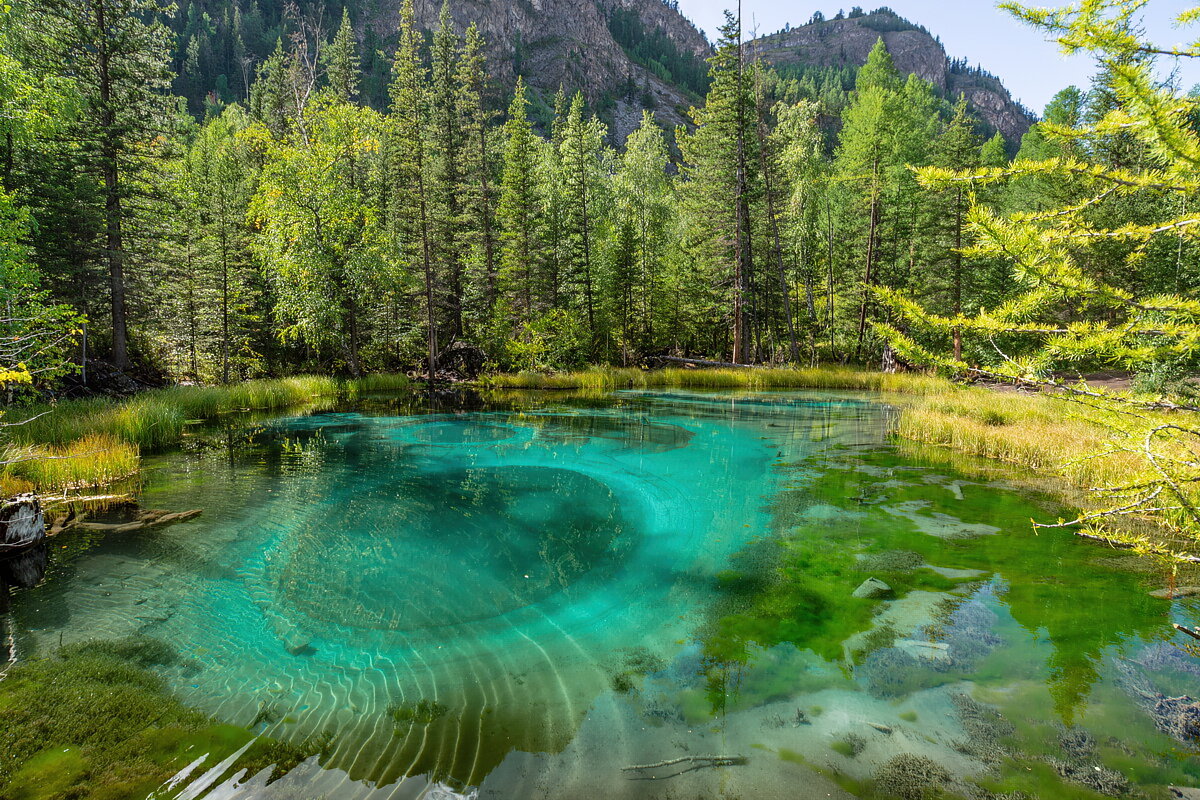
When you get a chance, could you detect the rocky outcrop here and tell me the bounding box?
[750,10,1035,141]
[361,0,709,133]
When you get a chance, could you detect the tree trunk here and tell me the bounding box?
[854,165,881,361]
[96,0,129,371]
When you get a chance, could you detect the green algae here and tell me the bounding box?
[0,636,326,800]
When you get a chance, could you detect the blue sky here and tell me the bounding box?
[675,0,1200,114]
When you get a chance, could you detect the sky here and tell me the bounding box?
[675,0,1200,114]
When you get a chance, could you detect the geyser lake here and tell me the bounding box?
[7,388,1200,799]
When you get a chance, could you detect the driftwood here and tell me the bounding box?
[1174,624,1200,642]
[58,508,203,535]
[622,755,746,779]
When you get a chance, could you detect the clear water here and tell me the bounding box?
[6,389,1200,799]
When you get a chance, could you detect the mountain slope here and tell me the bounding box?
[751,9,1035,140]
[170,2,1033,143]
[170,0,711,137]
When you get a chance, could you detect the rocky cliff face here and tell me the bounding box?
[359,0,710,137]
[751,10,1035,141]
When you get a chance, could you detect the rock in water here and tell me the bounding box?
[853,577,894,599]
[1150,586,1200,599]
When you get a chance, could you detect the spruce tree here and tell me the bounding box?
[324,8,360,103]
[33,0,176,370]
[429,0,465,339]
[388,0,436,378]
[497,79,541,321]
[558,92,608,344]
[456,23,498,323]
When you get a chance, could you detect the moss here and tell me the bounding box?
[857,549,925,573]
[388,699,449,727]
[610,672,635,693]
[5,747,88,800]
[58,635,178,668]
[0,638,328,800]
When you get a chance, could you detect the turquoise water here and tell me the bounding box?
[5,389,1200,799]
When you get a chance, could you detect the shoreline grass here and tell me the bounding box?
[1,374,411,492]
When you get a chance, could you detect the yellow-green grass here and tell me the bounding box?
[1,374,411,492]
[3,434,140,492]
[478,366,949,394]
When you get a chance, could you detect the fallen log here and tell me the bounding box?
[74,508,203,534]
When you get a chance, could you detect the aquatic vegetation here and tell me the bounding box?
[388,699,449,727]
[0,636,315,800]
[831,733,867,758]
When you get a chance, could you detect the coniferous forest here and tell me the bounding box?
[5,0,1189,386]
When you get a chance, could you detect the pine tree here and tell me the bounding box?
[677,7,761,363]
[930,96,981,359]
[613,111,672,357]
[980,132,1008,168]
[324,8,359,103]
[456,23,498,324]
[187,106,259,382]
[497,79,541,321]
[558,92,608,346]
[33,0,176,370]
[429,0,466,340]
[388,0,436,378]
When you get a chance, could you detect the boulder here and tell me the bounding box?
[852,577,894,599]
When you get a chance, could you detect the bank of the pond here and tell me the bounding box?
[1,374,411,493]
[481,367,1165,550]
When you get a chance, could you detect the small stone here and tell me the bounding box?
[896,639,952,663]
[853,577,894,599]
[1150,586,1200,599]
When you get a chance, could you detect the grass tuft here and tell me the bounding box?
[1,373,410,491]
